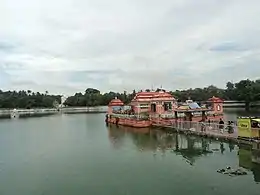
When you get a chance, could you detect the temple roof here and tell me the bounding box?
[108,97,124,106]
[132,91,175,102]
[208,96,224,103]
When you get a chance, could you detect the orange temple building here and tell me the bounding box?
[130,91,177,115]
[106,90,224,128]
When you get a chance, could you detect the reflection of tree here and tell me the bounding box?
[252,163,260,183]
[239,144,260,182]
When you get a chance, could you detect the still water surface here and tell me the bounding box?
[0,111,260,195]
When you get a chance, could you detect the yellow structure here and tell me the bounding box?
[238,117,260,139]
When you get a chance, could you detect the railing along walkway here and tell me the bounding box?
[153,120,238,141]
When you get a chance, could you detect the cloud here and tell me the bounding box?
[0,41,16,53]
[0,0,260,95]
[0,67,10,87]
[209,41,249,52]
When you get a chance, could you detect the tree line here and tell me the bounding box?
[0,90,61,109]
[0,79,259,108]
[64,79,260,107]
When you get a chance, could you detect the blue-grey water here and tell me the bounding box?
[0,112,260,195]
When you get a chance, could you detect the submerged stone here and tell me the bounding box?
[217,169,226,173]
[217,167,247,176]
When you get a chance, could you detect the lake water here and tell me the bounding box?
[0,110,260,195]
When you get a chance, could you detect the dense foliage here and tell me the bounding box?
[0,90,61,109]
[0,79,259,108]
[173,79,260,102]
[64,79,260,107]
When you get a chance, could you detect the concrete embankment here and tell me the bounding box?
[62,106,107,114]
[0,106,107,119]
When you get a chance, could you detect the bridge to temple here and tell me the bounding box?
[153,120,241,143]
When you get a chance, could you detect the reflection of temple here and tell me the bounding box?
[107,124,157,151]
[175,137,213,165]
[239,144,260,182]
[107,125,126,149]
[107,125,260,182]
[107,125,213,165]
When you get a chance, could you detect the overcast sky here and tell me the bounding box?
[0,0,260,95]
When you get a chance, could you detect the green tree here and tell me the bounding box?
[0,90,61,109]
[233,79,260,109]
[2,78,259,108]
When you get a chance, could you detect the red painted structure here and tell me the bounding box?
[130,91,177,115]
[108,98,124,106]
[107,97,124,114]
[207,96,224,115]
[106,91,224,128]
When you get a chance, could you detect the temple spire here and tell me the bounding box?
[151,84,155,92]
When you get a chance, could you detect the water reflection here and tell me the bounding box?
[239,144,260,182]
[107,125,151,150]
[107,124,260,182]
[107,125,217,165]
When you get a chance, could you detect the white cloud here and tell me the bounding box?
[0,0,260,95]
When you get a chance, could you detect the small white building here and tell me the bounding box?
[59,95,67,108]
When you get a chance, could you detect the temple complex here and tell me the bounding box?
[106,89,224,128]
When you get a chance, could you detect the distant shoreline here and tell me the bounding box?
[0,107,107,119]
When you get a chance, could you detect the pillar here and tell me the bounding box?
[174,111,178,120]
[108,106,113,114]
[188,112,192,121]
[156,101,164,115]
[202,111,206,121]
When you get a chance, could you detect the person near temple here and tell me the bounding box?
[219,118,224,133]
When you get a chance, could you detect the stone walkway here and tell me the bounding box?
[152,121,258,144]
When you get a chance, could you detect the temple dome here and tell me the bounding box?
[108,97,124,106]
[208,96,224,103]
